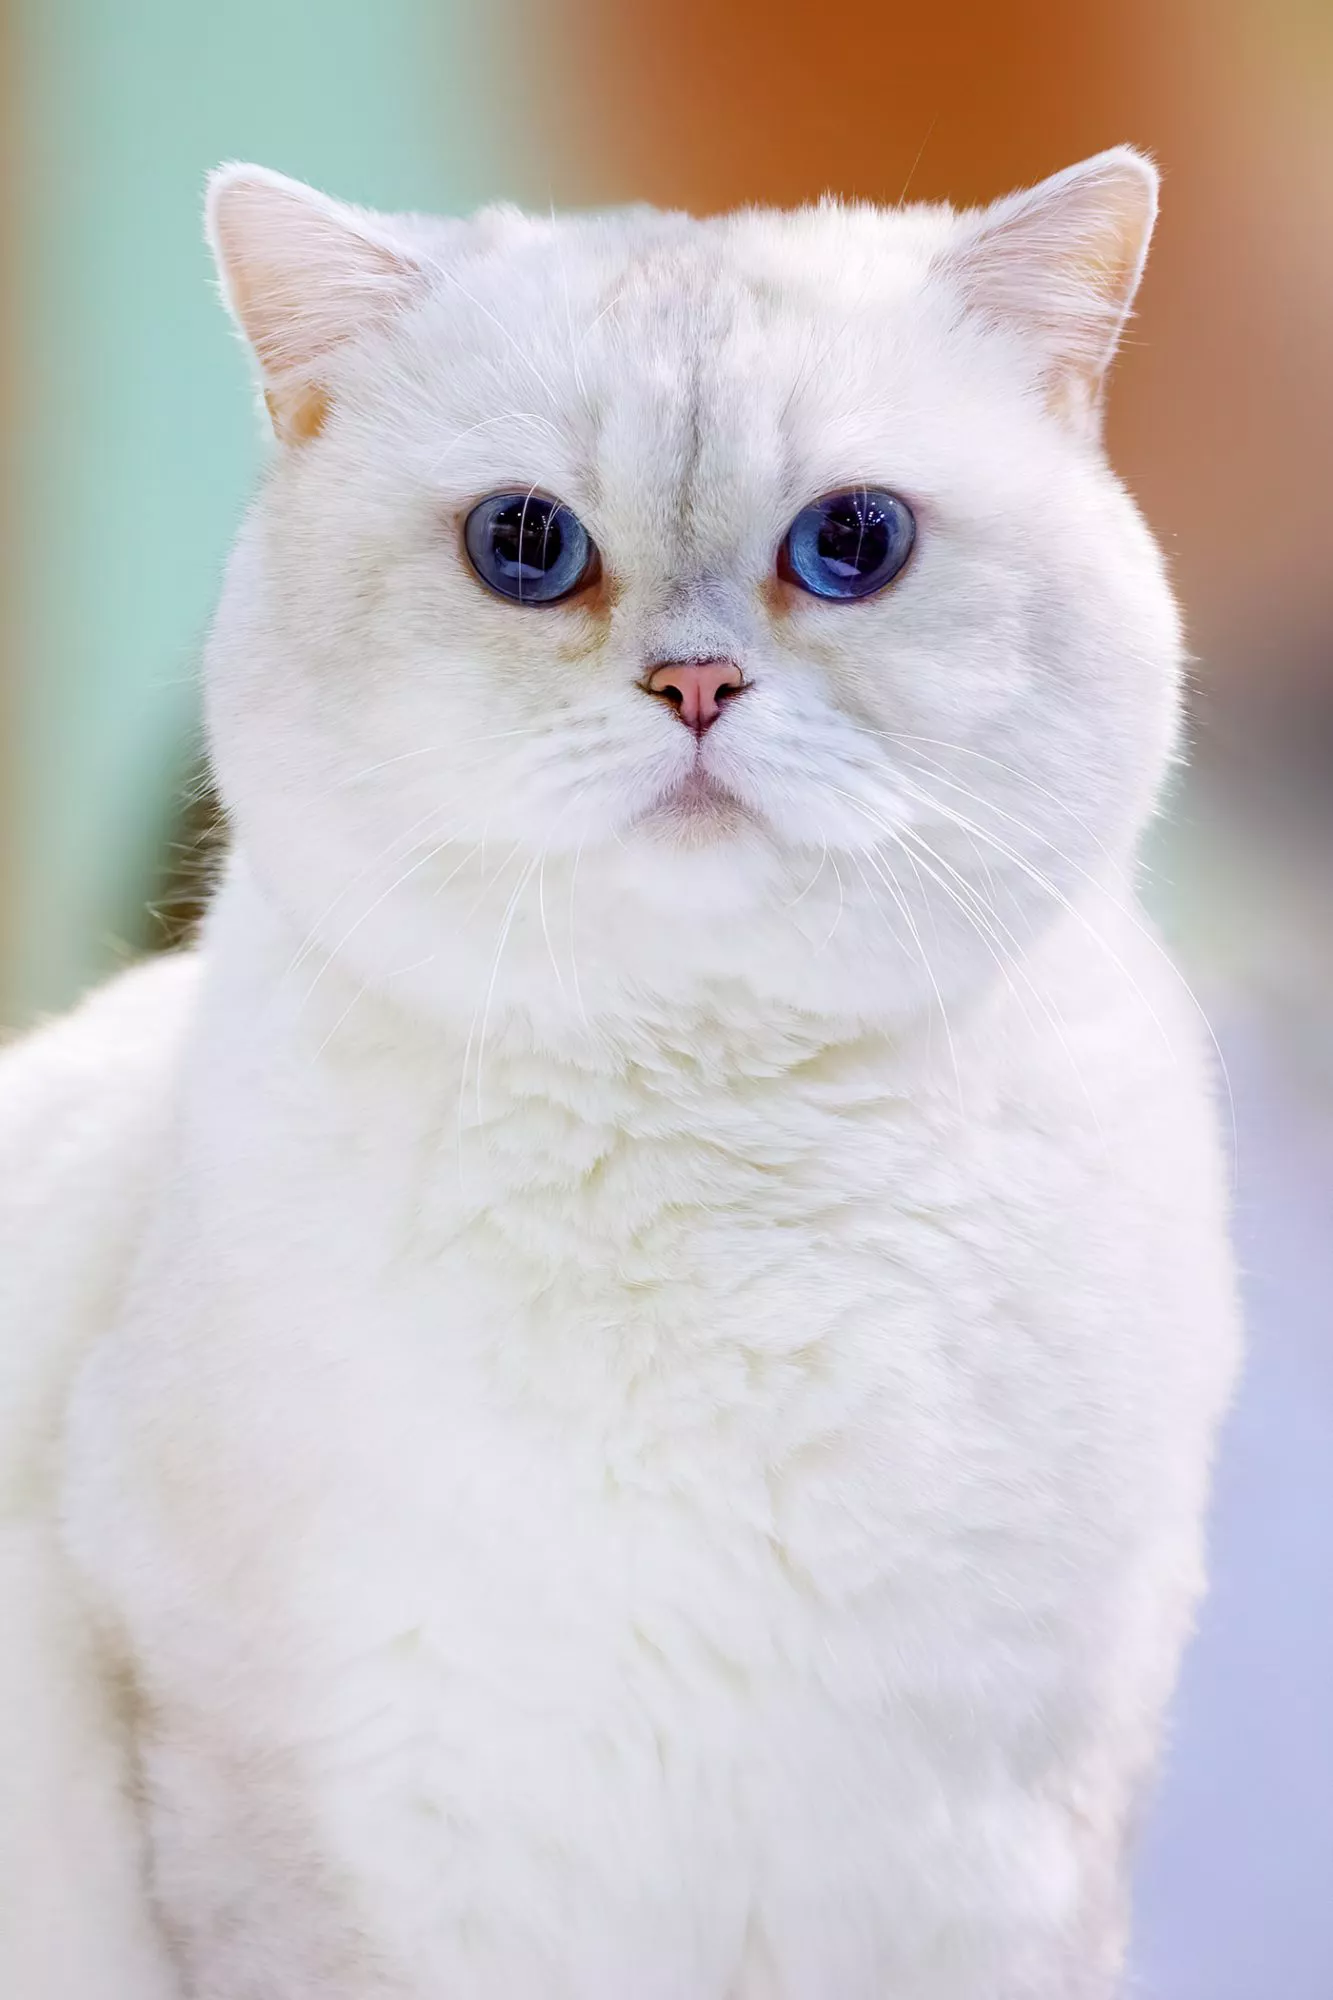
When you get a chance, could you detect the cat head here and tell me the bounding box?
[204,152,1179,1042]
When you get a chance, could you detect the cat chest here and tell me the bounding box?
[137,1159,1067,1764]
[142,1089,1074,1665]
[134,1240,1082,2000]
[120,1114,1127,1993]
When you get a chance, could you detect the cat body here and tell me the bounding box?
[1,153,1239,1998]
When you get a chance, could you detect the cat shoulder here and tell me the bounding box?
[0,953,199,1506]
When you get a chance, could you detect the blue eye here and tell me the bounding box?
[464,492,597,604]
[780,487,916,600]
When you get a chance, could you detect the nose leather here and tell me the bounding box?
[644,659,745,735]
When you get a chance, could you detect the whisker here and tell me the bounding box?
[283,801,459,985]
[566,832,591,1032]
[895,824,1109,1152]
[471,854,540,1128]
[828,784,1115,1150]
[417,408,563,488]
[428,266,563,410]
[537,841,564,998]
[782,838,829,910]
[815,847,847,953]
[889,768,1178,1051]
[551,202,588,406]
[847,839,964,1115]
[455,845,531,1188]
[880,761,1238,1177]
[294,820,463,1016]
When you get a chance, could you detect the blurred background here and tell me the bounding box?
[1,0,1329,1990]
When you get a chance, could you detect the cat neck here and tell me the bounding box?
[174,854,1151,1297]
[192,851,979,1133]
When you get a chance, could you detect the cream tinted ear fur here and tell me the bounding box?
[206,165,425,443]
[941,146,1158,429]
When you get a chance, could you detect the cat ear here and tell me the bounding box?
[940,147,1158,430]
[206,165,426,444]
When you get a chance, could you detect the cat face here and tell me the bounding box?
[204,157,1181,1035]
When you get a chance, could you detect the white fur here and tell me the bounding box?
[1,153,1238,1998]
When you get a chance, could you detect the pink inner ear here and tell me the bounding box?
[209,170,424,445]
[942,151,1158,426]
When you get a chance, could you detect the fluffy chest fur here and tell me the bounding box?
[64,885,1234,2000]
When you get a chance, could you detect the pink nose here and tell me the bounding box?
[643,659,746,735]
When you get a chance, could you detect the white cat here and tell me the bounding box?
[0,150,1239,1998]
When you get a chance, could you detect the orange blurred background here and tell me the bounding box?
[530,0,1333,704]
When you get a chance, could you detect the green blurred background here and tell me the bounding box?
[2,0,531,1021]
[1,5,1330,1991]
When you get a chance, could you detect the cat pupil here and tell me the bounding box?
[817,499,890,579]
[493,499,562,577]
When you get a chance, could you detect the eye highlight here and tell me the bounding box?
[779,488,916,601]
[464,493,598,605]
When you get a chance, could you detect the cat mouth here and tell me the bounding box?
[637,766,756,841]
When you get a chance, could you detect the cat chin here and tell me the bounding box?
[631,768,761,847]
[259,849,987,1047]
